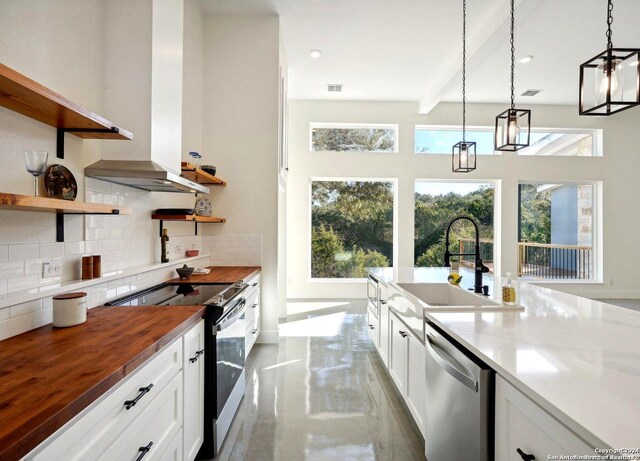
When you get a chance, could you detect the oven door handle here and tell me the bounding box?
[216,299,247,333]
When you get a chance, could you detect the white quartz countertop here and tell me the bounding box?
[368,267,640,450]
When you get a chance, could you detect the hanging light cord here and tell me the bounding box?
[606,0,613,49]
[509,0,515,109]
[462,0,467,142]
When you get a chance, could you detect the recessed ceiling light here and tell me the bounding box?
[519,55,534,64]
[310,49,322,58]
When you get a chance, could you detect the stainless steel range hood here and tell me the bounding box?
[85,160,209,194]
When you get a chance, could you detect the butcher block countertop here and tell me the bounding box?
[0,306,205,461]
[168,265,261,284]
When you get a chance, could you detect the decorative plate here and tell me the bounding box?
[44,164,77,201]
[195,198,212,217]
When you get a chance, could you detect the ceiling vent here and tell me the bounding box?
[521,89,542,96]
[327,84,343,92]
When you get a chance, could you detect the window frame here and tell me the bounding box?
[414,125,603,157]
[308,177,398,282]
[517,180,603,284]
[309,123,400,153]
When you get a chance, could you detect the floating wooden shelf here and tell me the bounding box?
[0,63,133,159]
[180,162,227,186]
[151,213,226,237]
[0,193,132,242]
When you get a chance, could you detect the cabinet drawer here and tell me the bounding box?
[246,318,259,357]
[31,339,183,461]
[157,428,183,461]
[98,372,183,461]
[244,286,260,325]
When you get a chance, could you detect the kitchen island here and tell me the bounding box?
[0,306,205,461]
[368,267,640,454]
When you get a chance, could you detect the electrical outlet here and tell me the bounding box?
[42,262,62,278]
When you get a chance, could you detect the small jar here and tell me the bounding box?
[92,255,102,278]
[82,256,93,280]
[52,292,87,327]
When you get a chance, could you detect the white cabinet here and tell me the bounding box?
[388,312,408,395]
[245,273,261,357]
[405,331,426,437]
[27,321,205,461]
[367,305,379,349]
[495,376,593,461]
[378,283,390,366]
[183,320,205,461]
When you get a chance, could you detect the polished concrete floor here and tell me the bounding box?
[214,300,425,461]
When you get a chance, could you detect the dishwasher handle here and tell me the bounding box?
[426,333,478,392]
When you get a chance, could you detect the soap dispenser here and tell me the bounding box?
[161,228,170,263]
[502,272,516,305]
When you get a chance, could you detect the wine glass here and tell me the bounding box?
[24,150,48,196]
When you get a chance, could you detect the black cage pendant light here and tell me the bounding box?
[579,0,640,116]
[452,0,476,173]
[494,0,530,152]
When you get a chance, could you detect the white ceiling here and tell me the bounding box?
[200,0,640,110]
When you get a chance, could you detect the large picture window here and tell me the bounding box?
[518,183,598,280]
[415,126,601,157]
[311,180,394,279]
[310,123,398,152]
[414,182,494,271]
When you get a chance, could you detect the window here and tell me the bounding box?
[310,123,398,152]
[518,183,598,280]
[311,180,394,279]
[415,126,602,157]
[414,182,494,272]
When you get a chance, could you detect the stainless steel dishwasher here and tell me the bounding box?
[425,321,494,461]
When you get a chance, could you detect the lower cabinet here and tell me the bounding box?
[26,320,205,461]
[388,312,408,396]
[245,273,261,357]
[183,321,205,461]
[378,283,390,366]
[495,376,593,460]
[367,305,379,349]
[405,331,426,437]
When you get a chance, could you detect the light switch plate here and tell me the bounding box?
[43,262,62,278]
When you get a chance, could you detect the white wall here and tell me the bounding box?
[202,15,280,342]
[0,0,229,339]
[287,100,640,300]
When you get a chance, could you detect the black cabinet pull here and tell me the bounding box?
[135,442,153,461]
[189,349,204,363]
[124,384,153,410]
[252,283,258,287]
[380,300,387,305]
[369,324,375,329]
[252,303,257,308]
[252,329,258,334]
[399,330,408,338]
[516,448,535,460]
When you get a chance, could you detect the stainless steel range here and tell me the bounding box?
[105,280,249,458]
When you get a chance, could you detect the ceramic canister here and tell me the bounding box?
[52,292,87,327]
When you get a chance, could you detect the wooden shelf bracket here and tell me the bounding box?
[56,127,120,159]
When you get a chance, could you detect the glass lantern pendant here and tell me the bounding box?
[452,0,477,173]
[494,0,531,152]
[579,0,640,116]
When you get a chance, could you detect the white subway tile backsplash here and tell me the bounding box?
[9,244,39,261]
[64,241,85,256]
[40,242,65,258]
[7,274,39,293]
[0,245,8,263]
[0,261,24,280]
[10,300,42,318]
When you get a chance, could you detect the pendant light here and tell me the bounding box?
[579,0,640,116]
[494,0,530,152]
[452,0,476,173]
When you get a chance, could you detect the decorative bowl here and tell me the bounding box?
[186,250,199,257]
[176,264,194,280]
